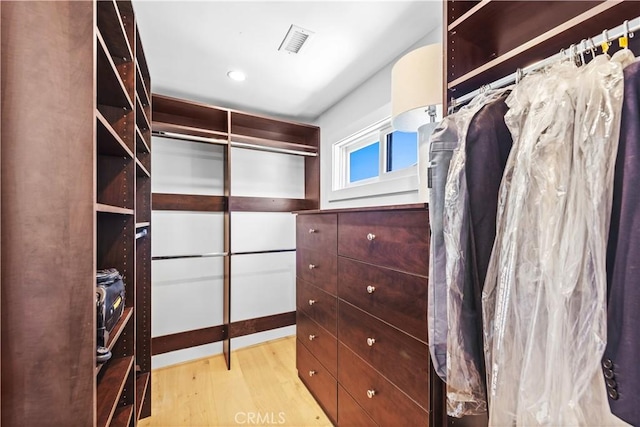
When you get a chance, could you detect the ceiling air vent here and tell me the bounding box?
[278,25,314,54]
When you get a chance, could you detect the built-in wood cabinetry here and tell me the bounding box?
[150,94,320,368]
[445,0,640,104]
[296,205,442,426]
[1,1,152,425]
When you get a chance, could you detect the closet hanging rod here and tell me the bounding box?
[231,249,296,256]
[152,130,228,146]
[452,15,640,107]
[135,228,148,240]
[152,252,229,261]
[230,141,318,157]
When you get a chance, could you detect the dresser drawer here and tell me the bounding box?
[297,311,337,377]
[338,343,429,427]
[297,248,337,294]
[338,210,429,276]
[297,340,337,423]
[338,257,428,342]
[338,301,430,410]
[338,385,378,427]
[297,278,337,336]
[297,214,337,252]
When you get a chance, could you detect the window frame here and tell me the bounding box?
[330,117,419,202]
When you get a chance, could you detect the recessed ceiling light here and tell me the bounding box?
[227,70,246,82]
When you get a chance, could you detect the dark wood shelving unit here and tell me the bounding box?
[1,1,151,425]
[446,0,640,101]
[150,93,319,369]
[96,0,152,424]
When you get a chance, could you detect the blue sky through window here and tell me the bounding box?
[349,142,379,182]
[387,131,417,172]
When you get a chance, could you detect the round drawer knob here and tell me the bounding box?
[367,389,376,399]
[308,299,316,306]
[309,264,316,270]
[367,337,376,347]
[309,334,316,341]
[367,233,376,241]
[309,370,317,377]
[308,228,316,234]
[366,285,376,294]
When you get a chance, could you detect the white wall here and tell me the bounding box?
[316,21,442,210]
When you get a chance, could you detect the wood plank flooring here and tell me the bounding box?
[138,335,332,427]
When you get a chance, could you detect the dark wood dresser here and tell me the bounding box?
[296,204,443,426]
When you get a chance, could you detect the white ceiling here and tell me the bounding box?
[133,1,441,122]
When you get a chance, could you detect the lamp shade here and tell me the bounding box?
[391,43,443,132]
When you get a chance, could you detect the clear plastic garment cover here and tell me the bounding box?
[443,87,511,417]
[479,50,634,425]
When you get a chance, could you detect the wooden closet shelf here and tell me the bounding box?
[136,93,151,131]
[229,196,316,213]
[136,126,151,154]
[136,28,151,82]
[447,1,635,95]
[110,405,134,427]
[230,134,318,155]
[152,193,226,212]
[96,203,135,216]
[96,355,134,427]
[135,61,151,108]
[136,222,151,228]
[153,121,229,143]
[135,372,151,420]
[97,30,134,111]
[95,307,134,375]
[97,111,134,159]
[448,0,491,30]
[136,158,151,178]
[97,0,133,63]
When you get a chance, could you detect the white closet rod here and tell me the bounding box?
[452,16,640,107]
[152,130,228,146]
[230,141,318,157]
[152,130,318,157]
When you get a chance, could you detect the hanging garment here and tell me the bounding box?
[482,52,630,426]
[427,116,458,382]
[443,88,511,417]
[604,58,640,427]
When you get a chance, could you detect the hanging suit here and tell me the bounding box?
[605,59,640,427]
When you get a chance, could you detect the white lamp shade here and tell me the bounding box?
[391,43,443,132]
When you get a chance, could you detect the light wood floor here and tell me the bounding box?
[138,335,332,427]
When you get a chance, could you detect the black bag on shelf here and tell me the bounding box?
[96,268,126,348]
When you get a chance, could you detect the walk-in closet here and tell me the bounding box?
[2,1,640,426]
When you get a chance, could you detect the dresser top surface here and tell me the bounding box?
[294,203,428,215]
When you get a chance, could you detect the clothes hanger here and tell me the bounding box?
[602,29,611,54]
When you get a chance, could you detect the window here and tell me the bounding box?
[331,117,419,201]
[386,130,417,172]
[349,141,380,182]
